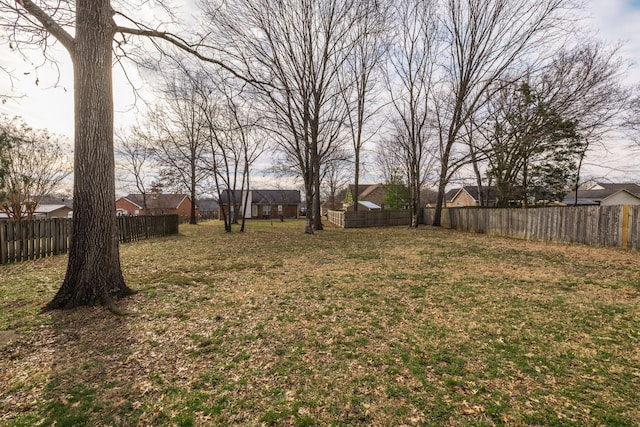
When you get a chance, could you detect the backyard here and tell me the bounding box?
[1,220,639,426]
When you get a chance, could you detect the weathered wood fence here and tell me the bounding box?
[424,206,640,250]
[327,209,412,228]
[0,215,180,264]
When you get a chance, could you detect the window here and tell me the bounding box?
[263,205,271,218]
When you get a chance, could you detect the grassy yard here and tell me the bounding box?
[1,220,639,426]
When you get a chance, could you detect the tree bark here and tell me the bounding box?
[44,0,133,311]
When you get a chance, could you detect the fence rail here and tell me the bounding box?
[424,205,640,250]
[0,215,180,265]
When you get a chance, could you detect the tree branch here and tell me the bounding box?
[15,0,74,54]
[114,23,260,86]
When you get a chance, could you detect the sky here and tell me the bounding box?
[1,0,640,186]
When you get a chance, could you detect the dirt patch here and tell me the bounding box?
[0,330,18,347]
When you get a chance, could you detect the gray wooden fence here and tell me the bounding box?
[424,205,640,250]
[0,215,180,264]
[327,209,412,228]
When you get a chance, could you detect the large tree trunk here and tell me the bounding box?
[43,0,133,311]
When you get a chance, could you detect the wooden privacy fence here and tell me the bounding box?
[116,215,180,243]
[424,205,640,250]
[328,209,412,228]
[0,215,180,264]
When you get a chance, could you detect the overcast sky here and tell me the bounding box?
[1,0,640,183]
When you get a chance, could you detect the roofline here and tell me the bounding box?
[448,187,465,202]
[601,189,640,202]
[121,196,143,209]
[177,195,189,208]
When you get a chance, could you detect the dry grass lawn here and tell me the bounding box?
[1,219,639,426]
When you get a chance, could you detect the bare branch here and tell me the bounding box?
[114,20,259,85]
[8,0,75,54]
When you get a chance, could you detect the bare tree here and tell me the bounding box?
[0,115,71,220]
[199,72,265,232]
[471,41,630,206]
[0,0,247,310]
[145,72,211,224]
[627,86,640,139]
[430,0,578,226]
[539,42,630,204]
[475,80,583,206]
[339,0,390,212]
[385,0,439,227]
[0,126,9,182]
[115,126,155,210]
[205,0,358,233]
[321,158,351,213]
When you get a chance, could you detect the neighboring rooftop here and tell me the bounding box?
[120,193,191,210]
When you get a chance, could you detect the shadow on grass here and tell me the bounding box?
[4,305,146,427]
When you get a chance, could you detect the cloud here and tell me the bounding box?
[587,0,640,80]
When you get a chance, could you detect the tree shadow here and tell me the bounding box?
[3,304,143,426]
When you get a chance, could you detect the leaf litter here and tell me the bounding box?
[1,220,640,425]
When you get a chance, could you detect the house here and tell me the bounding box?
[33,204,73,219]
[219,189,301,219]
[342,184,386,209]
[325,183,437,213]
[324,183,386,214]
[445,186,498,207]
[345,200,382,211]
[197,198,219,220]
[0,205,71,220]
[563,183,640,206]
[0,196,73,220]
[115,193,198,221]
[38,196,74,210]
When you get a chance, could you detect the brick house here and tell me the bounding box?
[341,184,386,209]
[116,193,198,222]
[219,189,301,219]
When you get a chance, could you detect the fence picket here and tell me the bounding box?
[423,205,640,251]
[0,215,180,265]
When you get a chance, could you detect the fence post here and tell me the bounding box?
[621,204,630,249]
[0,221,7,264]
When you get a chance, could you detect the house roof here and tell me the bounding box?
[198,198,219,212]
[34,204,71,214]
[220,189,301,205]
[563,184,640,205]
[37,196,73,209]
[348,184,376,197]
[358,201,381,210]
[252,190,301,205]
[593,183,640,194]
[359,184,383,199]
[120,193,190,210]
[446,186,497,202]
[445,188,460,202]
[562,197,600,206]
